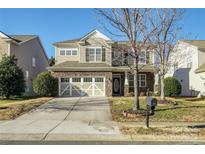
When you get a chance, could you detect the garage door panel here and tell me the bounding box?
[94,90,103,96]
[62,90,71,96]
[83,90,92,96]
[60,76,105,97]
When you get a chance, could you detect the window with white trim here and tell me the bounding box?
[139,74,146,87]
[72,78,81,82]
[84,77,92,82]
[128,74,147,92]
[61,78,69,83]
[86,47,102,62]
[95,77,104,82]
[25,83,30,92]
[25,71,29,79]
[32,57,36,67]
[139,51,149,64]
[60,50,66,56]
[59,48,78,56]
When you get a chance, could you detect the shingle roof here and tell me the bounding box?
[48,61,157,72]
[10,35,37,42]
[53,38,81,44]
[183,40,205,52]
[53,29,112,45]
[195,63,205,73]
[52,61,111,68]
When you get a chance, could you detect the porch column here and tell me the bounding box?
[124,71,129,96]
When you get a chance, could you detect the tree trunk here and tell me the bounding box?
[133,60,140,111]
[160,75,165,101]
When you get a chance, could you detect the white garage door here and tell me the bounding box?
[59,77,105,97]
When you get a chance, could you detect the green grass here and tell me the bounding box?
[109,97,205,122]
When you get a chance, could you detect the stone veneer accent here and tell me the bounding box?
[124,72,155,96]
[51,71,112,97]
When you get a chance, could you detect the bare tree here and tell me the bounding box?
[148,8,184,101]
[96,9,153,111]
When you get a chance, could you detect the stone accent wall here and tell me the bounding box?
[51,71,113,97]
[125,72,155,96]
[0,38,9,60]
[139,72,154,95]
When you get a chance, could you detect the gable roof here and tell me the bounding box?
[0,31,49,63]
[53,29,111,45]
[10,35,37,42]
[80,29,111,41]
[182,40,205,52]
[0,31,38,44]
[195,63,205,73]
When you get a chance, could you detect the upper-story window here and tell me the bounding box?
[32,57,36,67]
[60,48,78,56]
[25,71,29,79]
[139,51,150,64]
[126,50,150,65]
[86,47,105,62]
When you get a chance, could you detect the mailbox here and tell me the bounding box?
[146,96,153,107]
[146,96,157,114]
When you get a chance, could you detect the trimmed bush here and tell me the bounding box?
[164,77,182,96]
[0,55,25,99]
[33,72,58,96]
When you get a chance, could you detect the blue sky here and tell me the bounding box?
[0,8,205,58]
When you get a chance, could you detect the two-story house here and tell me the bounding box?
[166,40,205,97]
[48,30,156,97]
[0,31,49,95]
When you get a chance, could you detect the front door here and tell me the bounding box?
[112,77,121,95]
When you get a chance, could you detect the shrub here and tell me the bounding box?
[0,55,25,99]
[164,77,181,96]
[33,72,58,96]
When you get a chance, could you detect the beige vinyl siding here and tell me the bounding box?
[79,45,86,62]
[10,37,49,94]
[55,43,80,64]
[79,37,112,65]
[55,38,112,66]
[149,50,154,64]
[0,37,9,59]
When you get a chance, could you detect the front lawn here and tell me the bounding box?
[109,97,205,122]
[0,96,53,120]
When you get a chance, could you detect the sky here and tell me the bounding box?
[0,8,205,58]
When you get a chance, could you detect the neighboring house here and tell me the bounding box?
[166,40,205,97]
[0,31,49,95]
[48,29,156,97]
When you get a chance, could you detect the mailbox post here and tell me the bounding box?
[145,90,157,128]
[145,90,152,128]
[145,104,150,128]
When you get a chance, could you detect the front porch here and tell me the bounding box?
[112,72,155,97]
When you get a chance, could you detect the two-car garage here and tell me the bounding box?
[59,76,105,97]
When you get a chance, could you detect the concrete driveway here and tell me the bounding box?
[0,97,121,141]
